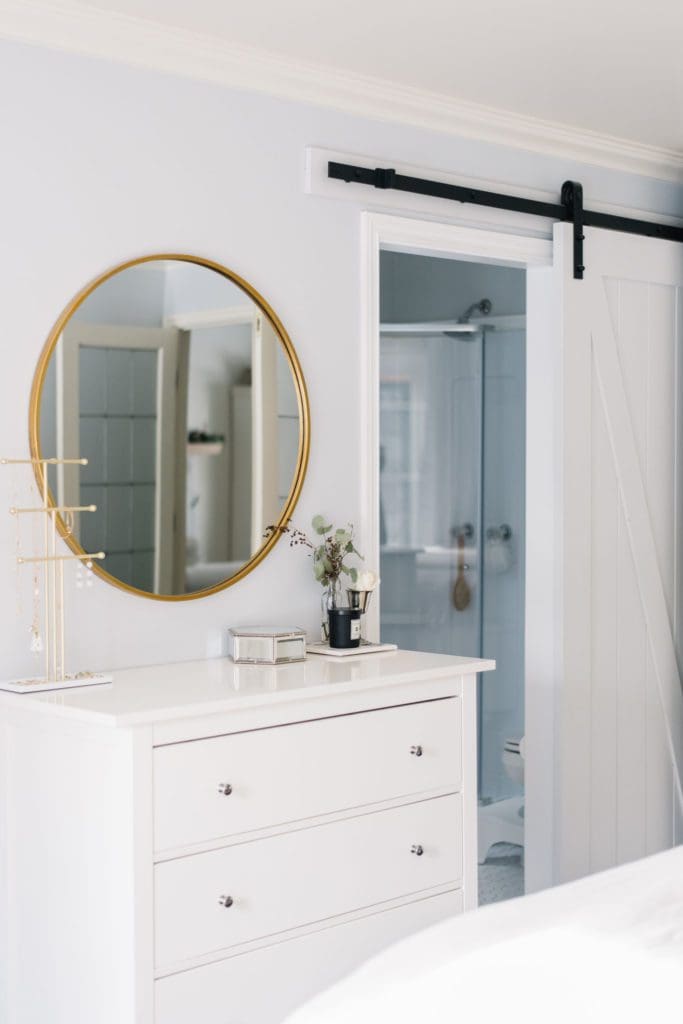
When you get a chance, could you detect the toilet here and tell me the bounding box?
[502,737,525,786]
[478,737,525,865]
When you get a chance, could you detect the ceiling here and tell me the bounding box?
[2,0,682,171]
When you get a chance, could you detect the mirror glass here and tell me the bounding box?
[35,257,308,598]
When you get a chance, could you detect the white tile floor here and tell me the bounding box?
[478,843,524,905]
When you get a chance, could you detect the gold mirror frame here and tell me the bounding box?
[28,253,310,601]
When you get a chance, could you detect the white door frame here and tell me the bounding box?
[360,211,557,894]
[59,322,183,594]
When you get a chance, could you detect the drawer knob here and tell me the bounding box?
[218,895,234,908]
[218,783,233,796]
[411,844,424,857]
[410,745,423,757]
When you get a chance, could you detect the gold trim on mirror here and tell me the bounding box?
[29,253,310,601]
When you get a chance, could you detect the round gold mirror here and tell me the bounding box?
[30,254,309,599]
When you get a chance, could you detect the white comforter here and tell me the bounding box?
[287,848,683,1024]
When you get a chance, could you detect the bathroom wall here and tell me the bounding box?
[380,252,526,322]
[0,37,680,677]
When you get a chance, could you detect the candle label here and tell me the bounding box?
[351,619,361,640]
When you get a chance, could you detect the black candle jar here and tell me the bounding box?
[328,608,362,649]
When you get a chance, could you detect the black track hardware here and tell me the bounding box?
[328,161,683,281]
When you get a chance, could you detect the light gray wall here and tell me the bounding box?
[73,265,167,326]
[0,37,680,678]
[164,261,250,318]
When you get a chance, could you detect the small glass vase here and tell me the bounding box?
[321,578,343,642]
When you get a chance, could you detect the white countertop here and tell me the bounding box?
[0,650,494,728]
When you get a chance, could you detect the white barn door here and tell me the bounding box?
[556,222,683,882]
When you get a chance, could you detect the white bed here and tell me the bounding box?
[286,847,683,1024]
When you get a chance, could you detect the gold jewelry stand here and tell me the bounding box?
[1,457,113,693]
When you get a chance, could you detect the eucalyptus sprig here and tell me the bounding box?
[265,515,363,586]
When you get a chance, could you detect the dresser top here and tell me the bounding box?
[0,650,493,728]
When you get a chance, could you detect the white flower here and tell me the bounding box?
[356,570,380,591]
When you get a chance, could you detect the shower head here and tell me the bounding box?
[458,298,492,323]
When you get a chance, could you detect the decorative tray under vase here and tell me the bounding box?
[307,641,398,658]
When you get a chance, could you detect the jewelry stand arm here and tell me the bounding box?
[1,457,112,693]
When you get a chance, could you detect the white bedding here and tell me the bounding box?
[286,847,683,1024]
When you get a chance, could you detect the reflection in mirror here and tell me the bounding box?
[37,258,306,597]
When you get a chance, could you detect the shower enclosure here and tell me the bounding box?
[378,311,526,830]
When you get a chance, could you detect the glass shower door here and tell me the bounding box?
[379,329,483,661]
[379,325,525,809]
[479,327,525,804]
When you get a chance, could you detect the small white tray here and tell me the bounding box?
[307,642,398,658]
[0,673,113,694]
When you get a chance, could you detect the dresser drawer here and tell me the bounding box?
[155,793,462,970]
[155,889,463,1024]
[154,698,461,852]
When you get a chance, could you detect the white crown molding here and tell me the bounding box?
[1,0,682,184]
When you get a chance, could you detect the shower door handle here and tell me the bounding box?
[451,522,474,542]
[486,524,512,542]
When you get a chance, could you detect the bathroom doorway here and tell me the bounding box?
[379,251,526,904]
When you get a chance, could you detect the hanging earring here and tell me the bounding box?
[30,567,43,654]
[85,559,94,588]
[75,541,84,588]
[10,468,23,620]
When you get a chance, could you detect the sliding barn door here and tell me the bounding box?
[556,222,683,882]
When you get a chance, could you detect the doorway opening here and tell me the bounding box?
[379,250,526,904]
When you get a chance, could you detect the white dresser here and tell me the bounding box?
[0,649,493,1024]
